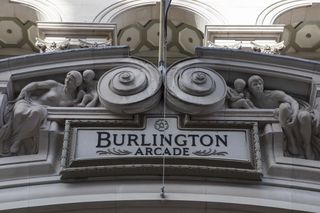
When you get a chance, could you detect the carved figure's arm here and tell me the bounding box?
[276,91,299,124]
[18,80,58,100]
[227,88,243,102]
[85,82,99,107]
[74,90,85,103]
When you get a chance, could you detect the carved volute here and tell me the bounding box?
[98,65,162,114]
[110,68,148,96]
[166,66,227,114]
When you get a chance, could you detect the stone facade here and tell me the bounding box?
[1,1,320,213]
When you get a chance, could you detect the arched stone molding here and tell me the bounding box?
[93,0,227,25]
[1,189,320,213]
[256,0,320,25]
[9,0,62,22]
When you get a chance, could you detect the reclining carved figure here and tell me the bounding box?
[247,75,317,160]
[0,70,84,156]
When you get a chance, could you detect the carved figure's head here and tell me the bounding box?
[65,70,83,89]
[83,69,95,82]
[234,78,246,93]
[248,75,264,95]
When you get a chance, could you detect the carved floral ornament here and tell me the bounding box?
[207,40,285,54]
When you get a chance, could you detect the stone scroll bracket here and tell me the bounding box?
[166,65,227,115]
[97,64,162,114]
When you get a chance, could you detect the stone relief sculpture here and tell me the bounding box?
[226,78,256,109]
[74,69,99,107]
[79,39,112,48]
[207,40,285,54]
[207,41,242,50]
[0,70,85,156]
[2,65,319,161]
[246,75,318,160]
[225,75,320,160]
[35,38,70,53]
[251,41,285,54]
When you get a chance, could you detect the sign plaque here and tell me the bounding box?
[61,116,261,180]
[76,118,249,161]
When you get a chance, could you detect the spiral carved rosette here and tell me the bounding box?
[166,67,227,114]
[98,65,162,114]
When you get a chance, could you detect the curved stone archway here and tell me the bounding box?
[103,2,219,63]
[9,0,62,22]
[93,0,227,27]
[261,1,320,59]
[256,0,320,25]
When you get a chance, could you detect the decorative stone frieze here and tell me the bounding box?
[36,22,116,52]
[35,37,70,53]
[205,25,284,52]
[79,39,112,48]
[207,40,285,54]
[207,41,242,50]
[0,46,150,157]
[1,46,320,167]
[251,41,285,54]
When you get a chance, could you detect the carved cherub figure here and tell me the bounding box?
[227,78,256,109]
[75,69,99,107]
